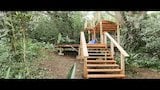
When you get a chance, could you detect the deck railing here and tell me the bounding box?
[80,31,89,78]
[104,32,129,74]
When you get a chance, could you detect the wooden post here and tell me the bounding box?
[105,51,107,60]
[80,41,83,63]
[93,29,96,40]
[76,46,81,60]
[117,23,120,44]
[83,57,88,79]
[88,31,90,42]
[58,47,64,55]
[100,21,103,44]
[120,54,125,74]
[104,33,106,45]
[110,41,114,58]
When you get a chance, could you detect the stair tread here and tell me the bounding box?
[88,56,112,58]
[87,69,121,72]
[88,50,110,53]
[87,60,116,63]
[87,64,119,67]
[87,74,125,78]
[88,53,111,55]
[88,48,107,49]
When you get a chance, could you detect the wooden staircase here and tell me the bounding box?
[79,31,129,79]
[85,45,125,79]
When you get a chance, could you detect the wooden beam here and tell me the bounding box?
[105,32,129,57]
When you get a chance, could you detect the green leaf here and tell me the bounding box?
[67,63,76,79]
[5,67,11,79]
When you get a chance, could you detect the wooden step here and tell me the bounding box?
[87,69,121,72]
[88,48,107,50]
[88,53,111,56]
[88,56,113,59]
[88,50,110,53]
[87,44,106,48]
[87,60,116,63]
[87,64,119,67]
[87,74,125,78]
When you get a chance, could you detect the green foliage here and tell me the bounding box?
[141,13,160,59]
[126,52,160,70]
[121,12,146,52]
[119,11,160,70]
[0,11,51,79]
[29,11,84,44]
[29,14,59,43]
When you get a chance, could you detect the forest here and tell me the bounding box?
[0,11,160,79]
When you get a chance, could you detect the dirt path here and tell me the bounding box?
[126,67,160,79]
[36,51,160,79]
[38,51,83,79]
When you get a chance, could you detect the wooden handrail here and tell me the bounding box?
[80,31,88,78]
[80,31,89,58]
[105,32,129,57]
[105,32,129,75]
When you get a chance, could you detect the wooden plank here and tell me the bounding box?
[87,64,119,67]
[88,53,110,56]
[56,44,80,48]
[88,48,107,50]
[90,29,116,33]
[105,32,129,57]
[87,74,125,78]
[96,25,116,28]
[87,69,121,72]
[88,43,104,46]
[87,56,112,59]
[88,50,110,53]
[87,60,116,63]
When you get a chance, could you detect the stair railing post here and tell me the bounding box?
[83,57,88,79]
[110,41,114,58]
[80,36,83,63]
[104,33,107,47]
[120,54,125,74]
[105,51,107,61]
